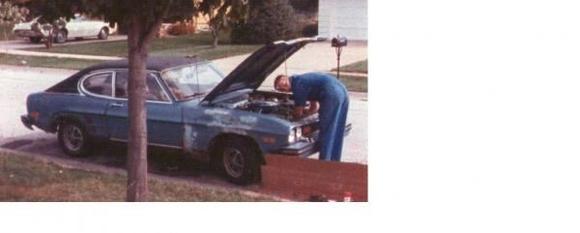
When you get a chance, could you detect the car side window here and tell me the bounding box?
[82,72,113,97]
[114,71,170,102]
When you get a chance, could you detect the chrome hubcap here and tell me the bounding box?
[63,125,83,152]
[223,148,244,178]
[56,33,65,42]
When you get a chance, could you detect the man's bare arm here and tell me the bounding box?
[293,106,305,119]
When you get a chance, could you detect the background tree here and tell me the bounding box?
[31,0,195,201]
[0,1,28,40]
[230,0,298,44]
[198,0,249,47]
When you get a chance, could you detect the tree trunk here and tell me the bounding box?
[211,27,219,48]
[126,17,149,202]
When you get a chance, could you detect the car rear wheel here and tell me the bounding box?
[97,28,108,40]
[213,137,261,185]
[54,30,67,43]
[58,121,91,157]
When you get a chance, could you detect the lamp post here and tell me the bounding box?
[331,35,347,79]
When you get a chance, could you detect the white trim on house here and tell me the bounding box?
[318,0,368,41]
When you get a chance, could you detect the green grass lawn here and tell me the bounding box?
[0,150,274,201]
[327,73,367,92]
[28,32,260,60]
[0,53,103,70]
[1,32,260,70]
[332,59,368,74]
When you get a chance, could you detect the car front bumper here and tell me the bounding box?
[277,140,319,157]
[275,123,352,157]
[21,114,34,130]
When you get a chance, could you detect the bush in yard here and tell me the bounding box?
[0,1,27,23]
[289,0,318,13]
[301,22,317,37]
[167,20,196,36]
[231,0,299,44]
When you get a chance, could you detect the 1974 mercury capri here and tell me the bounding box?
[21,37,350,184]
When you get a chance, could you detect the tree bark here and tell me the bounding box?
[126,16,150,202]
[211,27,219,48]
[125,1,171,202]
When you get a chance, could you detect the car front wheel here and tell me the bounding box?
[214,137,261,185]
[97,28,108,40]
[58,121,91,157]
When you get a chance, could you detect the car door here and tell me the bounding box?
[65,17,82,38]
[106,70,183,148]
[78,71,115,138]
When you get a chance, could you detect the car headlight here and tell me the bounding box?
[295,127,302,139]
[288,130,296,143]
[288,127,302,143]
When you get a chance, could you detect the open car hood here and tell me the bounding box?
[202,36,326,103]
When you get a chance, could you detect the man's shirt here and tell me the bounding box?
[290,72,340,107]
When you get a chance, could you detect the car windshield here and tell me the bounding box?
[161,63,224,101]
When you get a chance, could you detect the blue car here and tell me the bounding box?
[21,37,350,184]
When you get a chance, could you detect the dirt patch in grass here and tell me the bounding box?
[0,150,275,201]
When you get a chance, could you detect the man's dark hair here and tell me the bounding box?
[274,74,287,89]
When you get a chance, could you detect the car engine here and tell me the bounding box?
[238,91,295,120]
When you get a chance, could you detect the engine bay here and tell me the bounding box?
[239,91,295,120]
[213,90,296,121]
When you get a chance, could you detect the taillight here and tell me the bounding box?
[30,111,39,121]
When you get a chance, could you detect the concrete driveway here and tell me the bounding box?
[0,65,367,164]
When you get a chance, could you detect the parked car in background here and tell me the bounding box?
[12,15,115,44]
[20,37,350,184]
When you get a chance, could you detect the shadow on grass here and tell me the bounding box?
[0,134,231,187]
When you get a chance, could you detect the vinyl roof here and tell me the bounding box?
[83,56,206,72]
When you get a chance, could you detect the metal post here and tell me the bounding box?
[331,35,347,80]
[336,46,342,79]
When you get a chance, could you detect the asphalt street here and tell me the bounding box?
[0,65,368,164]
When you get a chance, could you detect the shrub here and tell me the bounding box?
[0,1,28,24]
[231,0,299,44]
[301,23,317,37]
[289,0,318,13]
[166,20,196,36]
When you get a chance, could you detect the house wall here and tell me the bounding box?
[318,0,368,41]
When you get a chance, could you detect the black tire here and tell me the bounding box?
[29,37,42,43]
[213,137,261,185]
[54,30,67,43]
[97,28,109,40]
[57,120,91,157]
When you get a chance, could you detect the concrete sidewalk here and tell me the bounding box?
[211,41,368,89]
[0,48,123,61]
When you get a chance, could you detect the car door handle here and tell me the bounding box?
[110,103,124,108]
